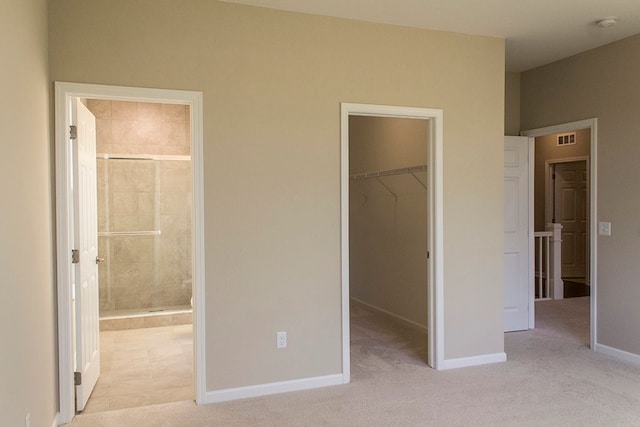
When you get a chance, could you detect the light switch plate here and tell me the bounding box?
[598,221,611,236]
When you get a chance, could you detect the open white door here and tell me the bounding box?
[72,98,100,411]
[504,136,531,332]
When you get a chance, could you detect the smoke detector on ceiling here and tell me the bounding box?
[597,17,618,28]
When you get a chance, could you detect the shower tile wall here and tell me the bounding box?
[89,100,192,313]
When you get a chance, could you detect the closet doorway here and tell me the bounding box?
[340,103,444,381]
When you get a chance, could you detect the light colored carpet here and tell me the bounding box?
[66,297,640,426]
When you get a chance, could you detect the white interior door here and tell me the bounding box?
[504,136,530,332]
[553,161,588,278]
[72,98,100,411]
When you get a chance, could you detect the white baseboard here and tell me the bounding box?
[350,297,427,333]
[202,374,344,404]
[440,352,507,370]
[53,413,60,427]
[595,343,640,365]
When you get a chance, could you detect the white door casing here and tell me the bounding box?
[56,82,205,425]
[521,118,597,351]
[504,136,531,332]
[553,161,588,279]
[72,98,100,411]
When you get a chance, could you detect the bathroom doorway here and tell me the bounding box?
[54,83,205,424]
[84,98,194,413]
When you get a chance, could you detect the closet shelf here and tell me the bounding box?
[350,164,428,200]
[349,164,427,180]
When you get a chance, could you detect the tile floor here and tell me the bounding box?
[82,324,193,414]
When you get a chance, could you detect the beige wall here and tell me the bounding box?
[49,0,505,391]
[0,0,58,426]
[349,116,429,328]
[534,129,590,232]
[522,34,640,355]
[505,72,521,135]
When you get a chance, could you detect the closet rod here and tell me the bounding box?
[349,164,427,180]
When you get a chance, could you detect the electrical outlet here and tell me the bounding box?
[25,413,30,427]
[598,221,611,236]
[277,331,287,349]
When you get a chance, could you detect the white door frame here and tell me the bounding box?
[54,82,206,424]
[340,103,444,375]
[521,118,597,350]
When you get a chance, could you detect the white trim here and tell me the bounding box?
[340,103,444,373]
[350,297,428,333]
[595,343,640,365]
[53,414,59,427]
[525,138,536,329]
[521,118,598,350]
[202,374,344,404]
[440,352,507,370]
[54,82,206,425]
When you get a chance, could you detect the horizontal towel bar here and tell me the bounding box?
[98,230,161,237]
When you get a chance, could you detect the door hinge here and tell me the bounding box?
[74,371,81,386]
[69,125,77,140]
[71,249,80,264]
[426,251,430,260]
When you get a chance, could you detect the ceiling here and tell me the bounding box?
[222,0,640,72]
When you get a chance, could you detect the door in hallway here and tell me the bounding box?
[553,161,588,279]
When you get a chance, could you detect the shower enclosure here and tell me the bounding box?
[97,155,192,319]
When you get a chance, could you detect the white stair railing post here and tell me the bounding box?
[547,223,564,299]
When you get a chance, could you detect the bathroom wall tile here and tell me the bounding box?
[160,215,191,237]
[109,143,140,155]
[111,119,138,146]
[160,167,189,192]
[136,163,156,191]
[87,99,112,119]
[111,101,137,121]
[162,104,186,122]
[137,192,155,216]
[111,191,138,216]
[159,191,187,215]
[155,144,189,156]
[162,121,186,146]
[111,165,137,192]
[96,118,113,147]
[112,263,140,287]
[137,102,162,122]
[139,215,156,230]
[137,119,163,146]
[111,215,140,233]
